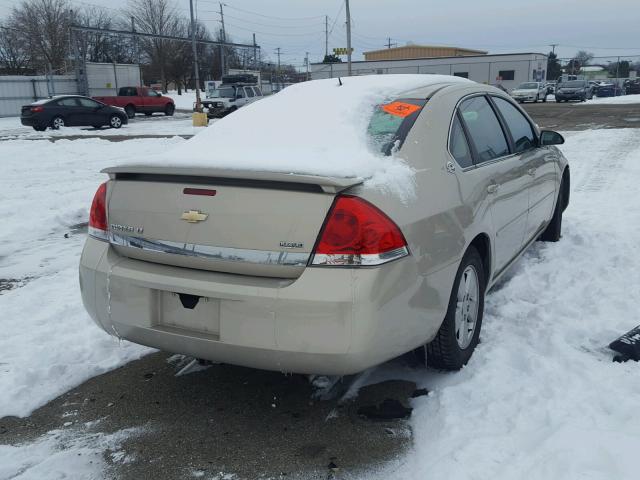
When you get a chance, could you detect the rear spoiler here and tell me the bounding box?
[102,165,363,194]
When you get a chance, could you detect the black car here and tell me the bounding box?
[624,79,640,95]
[593,83,621,97]
[555,80,592,102]
[20,95,128,131]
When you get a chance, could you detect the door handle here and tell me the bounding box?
[487,183,500,194]
[527,168,536,177]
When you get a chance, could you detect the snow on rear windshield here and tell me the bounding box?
[121,75,473,200]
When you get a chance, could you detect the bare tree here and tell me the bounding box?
[125,0,183,92]
[0,21,32,74]
[76,7,135,64]
[10,0,73,74]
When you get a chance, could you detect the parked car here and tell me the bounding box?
[510,81,547,103]
[593,82,622,97]
[200,75,264,118]
[555,80,593,102]
[80,76,569,375]
[20,95,128,131]
[623,79,640,95]
[93,86,175,119]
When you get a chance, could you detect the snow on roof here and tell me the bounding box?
[141,74,471,199]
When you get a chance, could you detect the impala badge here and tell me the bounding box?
[181,210,209,223]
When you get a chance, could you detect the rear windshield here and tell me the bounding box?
[560,81,586,87]
[518,83,538,89]
[367,98,426,156]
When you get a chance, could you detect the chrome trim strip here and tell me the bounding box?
[109,233,309,267]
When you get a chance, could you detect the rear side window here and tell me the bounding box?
[449,115,473,168]
[492,97,537,153]
[367,98,426,156]
[118,87,137,96]
[77,98,100,108]
[245,87,255,98]
[459,96,509,163]
[253,87,262,96]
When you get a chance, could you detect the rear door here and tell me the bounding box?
[458,95,530,272]
[491,96,557,242]
[55,97,83,125]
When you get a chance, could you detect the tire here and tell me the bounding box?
[539,182,565,242]
[542,94,547,103]
[50,116,65,129]
[164,103,175,116]
[125,105,135,119]
[533,95,538,103]
[425,246,486,370]
[109,115,123,129]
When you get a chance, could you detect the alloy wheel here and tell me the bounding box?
[454,265,480,349]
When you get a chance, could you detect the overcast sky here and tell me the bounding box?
[1,0,639,67]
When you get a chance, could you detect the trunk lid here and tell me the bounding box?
[103,165,362,278]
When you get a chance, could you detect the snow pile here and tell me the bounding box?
[584,93,640,105]
[0,138,186,418]
[375,128,640,480]
[134,75,471,199]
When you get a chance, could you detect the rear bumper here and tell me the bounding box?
[79,237,455,375]
[20,116,40,127]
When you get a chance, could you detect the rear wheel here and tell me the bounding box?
[542,94,547,103]
[109,115,123,129]
[539,181,565,242]
[164,103,175,116]
[50,116,65,129]
[425,246,485,370]
[125,105,135,119]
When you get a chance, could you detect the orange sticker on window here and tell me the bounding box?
[381,101,421,118]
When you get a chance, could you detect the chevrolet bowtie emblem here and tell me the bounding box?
[181,210,209,223]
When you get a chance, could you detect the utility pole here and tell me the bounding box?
[253,33,258,70]
[189,0,201,111]
[219,2,226,78]
[325,15,328,58]
[345,0,352,76]
[549,43,558,54]
[275,47,281,89]
[615,55,620,87]
[305,52,309,81]
[386,37,396,49]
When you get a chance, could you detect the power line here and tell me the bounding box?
[200,2,325,21]
[224,21,324,37]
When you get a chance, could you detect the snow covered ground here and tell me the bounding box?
[0,113,206,139]
[1,127,640,478]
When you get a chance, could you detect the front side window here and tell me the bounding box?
[77,98,101,108]
[449,114,473,168]
[459,96,509,163]
[210,87,235,98]
[145,89,159,97]
[245,87,255,98]
[367,98,426,156]
[236,87,245,98]
[57,98,79,107]
[492,97,536,153]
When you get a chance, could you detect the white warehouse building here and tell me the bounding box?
[310,52,548,91]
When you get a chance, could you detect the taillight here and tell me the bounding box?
[88,182,108,241]
[31,106,44,113]
[310,195,409,266]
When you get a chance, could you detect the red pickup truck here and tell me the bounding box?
[93,87,175,119]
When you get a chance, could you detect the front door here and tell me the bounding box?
[490,95,557,243]
[458,95,531,271]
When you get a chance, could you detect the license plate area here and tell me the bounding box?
[158,291,220,335]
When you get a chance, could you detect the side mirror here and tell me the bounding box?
[540,130,564,146]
